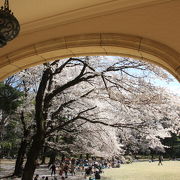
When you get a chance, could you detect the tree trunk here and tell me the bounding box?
[79,154,83,159]
[86,153,89,160]
[14,111,30,177]
[41,146,47,164]
[22,65,49,180]
[0,113,7,149]
[61,153,65,162]
[48,150,57,166]
[22,133,45,180]
[13,139,28,177]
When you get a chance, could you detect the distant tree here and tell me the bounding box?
[162,132,180,159]
[0,82,23,157]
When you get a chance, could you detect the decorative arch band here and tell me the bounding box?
[0,33,180,81]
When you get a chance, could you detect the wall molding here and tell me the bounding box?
[0,33,180,81]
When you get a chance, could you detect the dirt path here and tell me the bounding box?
[0,161,84,180]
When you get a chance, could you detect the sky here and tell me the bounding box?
[112,56,180,96]
[154,75,180,96]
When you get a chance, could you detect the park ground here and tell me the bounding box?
[1,160,180,180]
[102,161,180,180]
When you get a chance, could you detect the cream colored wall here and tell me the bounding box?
[0,0,180,81]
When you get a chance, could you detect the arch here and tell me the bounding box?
[0,33,180,81]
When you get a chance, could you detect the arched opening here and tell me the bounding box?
[0,54,179,180]
[0,33,180,82]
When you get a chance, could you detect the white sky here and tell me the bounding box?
[156,77,180,96]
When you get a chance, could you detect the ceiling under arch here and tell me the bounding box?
[0,0,180,81]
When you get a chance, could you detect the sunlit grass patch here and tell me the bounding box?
[102,161,180,180]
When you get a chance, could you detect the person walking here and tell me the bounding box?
[50,164,56,176]
[84,166,92,179]
[63,163,69,178]
[158,155,163,165]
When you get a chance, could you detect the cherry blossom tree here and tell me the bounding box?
[6,56,179,180]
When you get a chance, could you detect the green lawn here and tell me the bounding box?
[102,161,180,180]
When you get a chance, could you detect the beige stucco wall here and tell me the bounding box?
[0,0,180,81]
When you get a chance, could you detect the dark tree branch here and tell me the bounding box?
[46,106,97,136]
[51,89,94,120]
[77,116,146,132]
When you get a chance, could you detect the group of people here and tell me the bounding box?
[33,157,118,180]
[32,155,166,180]
[148,155,164,165]
[84,162,102,180]
[34,175,57,180]
[48,159,75,179]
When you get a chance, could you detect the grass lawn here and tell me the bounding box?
[102,161,180,180]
